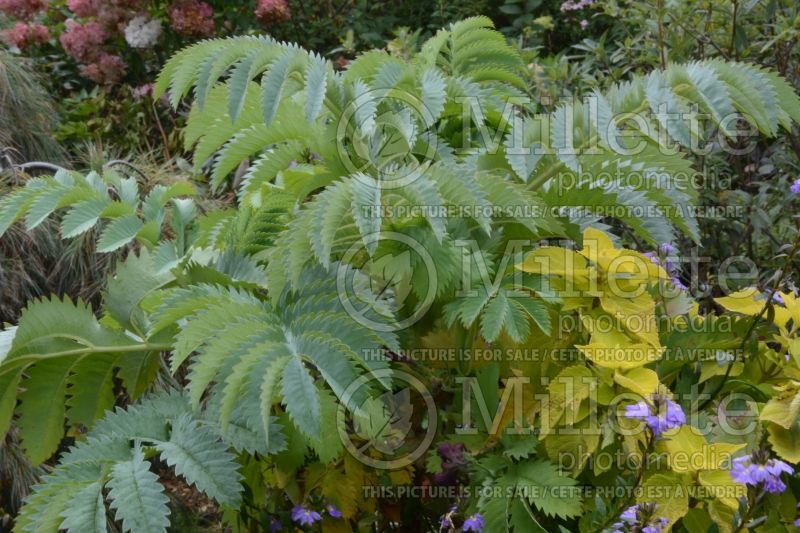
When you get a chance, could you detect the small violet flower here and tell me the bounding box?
[756,290,785,305]
[790,178,800,194]
[648,245,686,292]
[291,505,322,527]
[435,442,467,484]
[326,503,343,518]
[440,504,458,529]
[624,394,686,437]
[730,451,794,493]
[671,276,688,291]
[463,513,484,532]
[620,504,639,523]
[611,503,668,533]
[658,243,678,255]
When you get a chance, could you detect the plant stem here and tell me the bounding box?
[597,431,654,530]
[656,0,667,69]
[733,488,765,533]
[0,343,174,372]
[729,0,739,59]
[697,233,800,411]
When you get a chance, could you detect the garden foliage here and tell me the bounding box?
[1,15,800,533]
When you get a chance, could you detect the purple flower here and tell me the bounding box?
[649,247,685,288]
[757,290,784,305]
[658,243,678,255]
[624,396,686,436]
[620,504,639,523]
[435,442,468,484]
[762,475,787,493]
[440,504,458,529]
[580,19,589,29]
[643,520,668,533]
[671,276,688,291]
[624,402,650,419]
[794,517,800,527]
[730,453,793,493]
[270,517,283,531]
[326,503,342,518]
[291,505,322,527]
[438,442,467,465]
[791,178,800,194]
[614,504,668,532]
[463,514,484,532]
[767,458,794,476]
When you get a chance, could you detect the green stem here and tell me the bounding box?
[697,233,800,411]
[729,0,739,59]
[656,0,667,69]
[598,431,654,530]
[0,343,173,373]
[733,488,765,532]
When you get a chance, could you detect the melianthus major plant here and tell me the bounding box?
[1,16,800,532]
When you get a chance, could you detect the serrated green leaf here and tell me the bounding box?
[282,356,321,440]
[61,197,109,238]
[60,481,107,533]
[305,54,328,123]
[155,414,242,506]
[17,357,74,465]
[351,174,381,255]
[0,366,22,437]
[515,459,582,519]
[97,215,143,253]
[107,447,170,533]
[262,48,301,126]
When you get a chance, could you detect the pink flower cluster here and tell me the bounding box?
[59,19,106,62]
[560,0,594,11]
[1,21,48,49]
[67,0,146,34]
[59,19,127,84]
[79,52,128,84]
[0,0,228,85]
[0,0,47,21]
[67,0,145,18]
[255,0,291,24]
[168,0,215,37]
[132,83,153,100]
[66,0,100,18]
